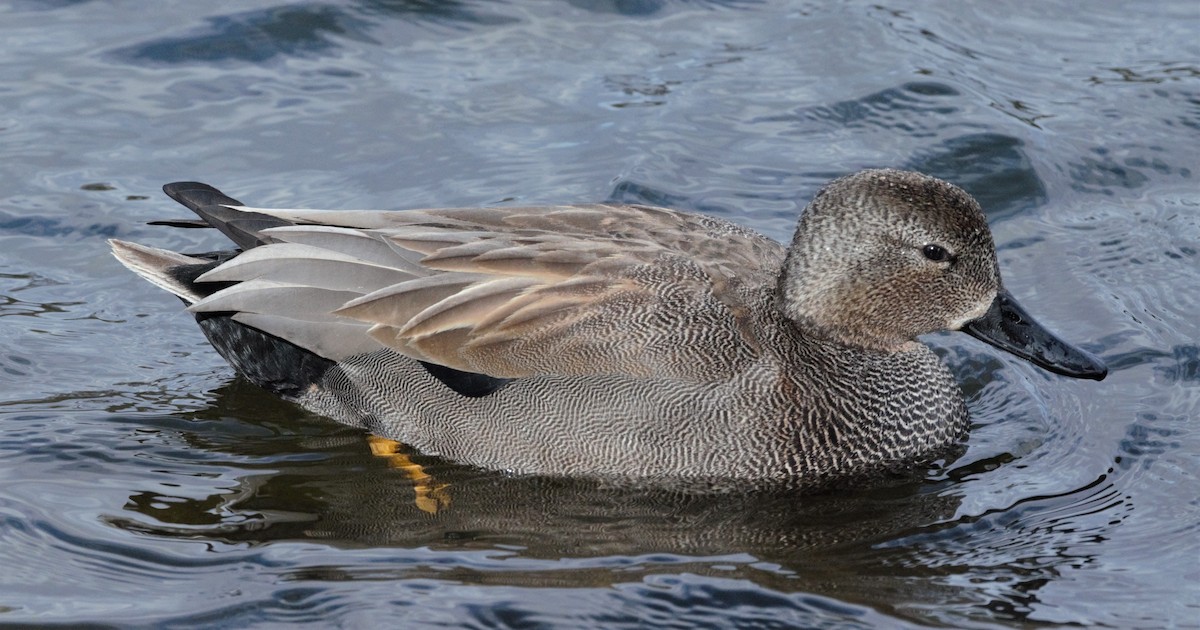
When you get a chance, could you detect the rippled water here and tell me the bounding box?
[1,1,1197,627]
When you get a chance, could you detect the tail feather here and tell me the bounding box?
[115,182,511,399]
[109,239,209,303]
[162,181,293,249]
[161,181,245,212]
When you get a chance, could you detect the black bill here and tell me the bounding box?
[963,289,1107,380]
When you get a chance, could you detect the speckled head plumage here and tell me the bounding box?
[778,169,1001,352]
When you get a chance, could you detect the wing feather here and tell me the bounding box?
[397,277,542,338]
[335,273,496,326]
[232,312,378,360]
[260,225,426,272]
[182,200,783,381]
[189,279,360,322]
[196,243,415,292]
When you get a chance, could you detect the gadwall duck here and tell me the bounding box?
[110,169,1106,485]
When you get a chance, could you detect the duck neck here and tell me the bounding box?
[775,293,913,354]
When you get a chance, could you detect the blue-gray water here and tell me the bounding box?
[2,1,1197,627]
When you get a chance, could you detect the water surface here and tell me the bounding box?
[1,1,1197,627]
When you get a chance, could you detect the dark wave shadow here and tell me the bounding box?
[753,81,963,135]
[905,133,1047,222]
[566,0,764,16]
[108,1,519,65]
[108,0,773,66]
[750,82,1048,222]
[9,0,93,11]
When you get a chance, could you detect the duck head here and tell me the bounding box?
[778,169,1106,380]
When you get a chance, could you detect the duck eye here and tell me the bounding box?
[922,243,951,262]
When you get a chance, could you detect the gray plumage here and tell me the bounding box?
[110,169,1105,487]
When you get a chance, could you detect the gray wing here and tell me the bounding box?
[187,202,786,382]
